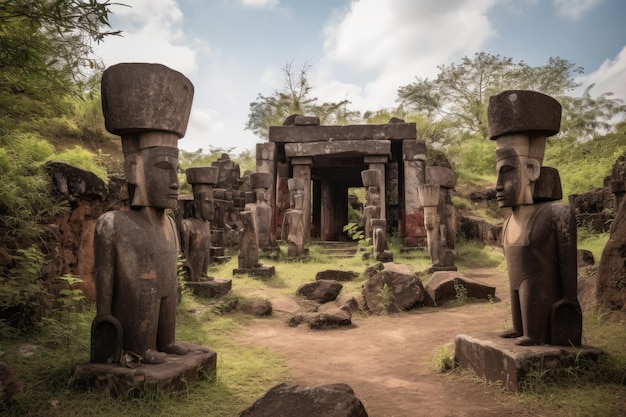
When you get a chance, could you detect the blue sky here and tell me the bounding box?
[94,0,626,153]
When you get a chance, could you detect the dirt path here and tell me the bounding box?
[235,267,554,417]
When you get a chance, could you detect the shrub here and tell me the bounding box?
[0,246,49,332]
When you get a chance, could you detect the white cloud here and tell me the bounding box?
[553,0,601,20]
[316,0,497,112]
[239,0,279,8]
[580,44,626,103]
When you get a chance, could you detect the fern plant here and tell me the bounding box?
[0,246,49,330]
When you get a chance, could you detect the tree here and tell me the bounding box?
[559,84,626,140]
[0,0,121,124]
[246,60,359,139]
[397,52,586,142]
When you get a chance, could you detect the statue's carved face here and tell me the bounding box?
[423,206,439,228]
[197,193,214,220]
[496,154,525,208]
[133,147,180,209]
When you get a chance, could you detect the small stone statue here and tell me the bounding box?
[418,184,441,267]
[362,169,383,241]
[181,167,218,282]
[91,63,207,365]
[282,194,306,258]
[489,90,582,346]
[238,210,260,269]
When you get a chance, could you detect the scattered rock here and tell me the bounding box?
[423,271,496,307]
[297,280,343,303]
[577,249,594,267]
[239,383,369,417]
[362,263,425,313]
[0,362,24,403]
[240,299,273,316]
[315,270,359,282]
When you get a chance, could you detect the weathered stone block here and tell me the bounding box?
[74,346,216,395]
[455,333,604,391]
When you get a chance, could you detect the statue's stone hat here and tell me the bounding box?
[186,167,219,195]
[488,90,561,164]
[101,63,194,151]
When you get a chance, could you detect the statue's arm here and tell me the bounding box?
[94,212,116,317]
[180,220,191,259]
[554,204,578,300]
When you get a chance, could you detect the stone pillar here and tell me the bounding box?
[274,162,291,240]
[256,142,277,242]
[291,157,312,239]
[402,140,427,247]
[364,155,388,220]
[426,166,458,253]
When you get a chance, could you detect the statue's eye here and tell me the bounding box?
[154,161,172,170]
[499,165,515,174]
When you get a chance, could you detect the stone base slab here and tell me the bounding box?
[454,333,604,391]
[74,344,216,395]
[233,265,276,278]
[185,279,232,298]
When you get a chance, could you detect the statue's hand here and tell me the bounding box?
[94,313,121,329]
[552,298,581,310]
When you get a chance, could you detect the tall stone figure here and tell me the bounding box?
[488,90,582,346]
[91,63,207,365]
[181,167,219,282]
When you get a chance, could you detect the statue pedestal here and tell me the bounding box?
[185,279,232,298]
[454,333,603,391]
[74,345,216,395]
[233,265,276,278]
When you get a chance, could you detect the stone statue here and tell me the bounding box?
[249,172,274,250]
[91,63,205,365]
[238,210,260,269]
[489,90,582,346]
[371,218,389,259]
[282,193,306,258]
[362,170,383,242]
[417,184,441,267]
[181,167,218,282]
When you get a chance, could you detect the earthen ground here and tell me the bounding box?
[236,267,564,417]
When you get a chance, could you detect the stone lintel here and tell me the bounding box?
[291,157,313,165]
[403,139,427,160]
[454,333,604,392]
[364,155,389,164]
[285,140,391,159]
[269,123,416,143]
[74,345,217,395]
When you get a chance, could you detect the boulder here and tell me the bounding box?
[423,271,496,307]
[239,383,369,417]
[362,263,425,313]
[45,161,108,202]
[297,280,343,303]
[577,249,595,267]
[315,270,359,282]
[596,198,626,310]
[239,299,273,317]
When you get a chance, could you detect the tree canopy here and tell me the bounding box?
[245,60,360,139]
[397,52,624,143]
[0,0,121,127]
